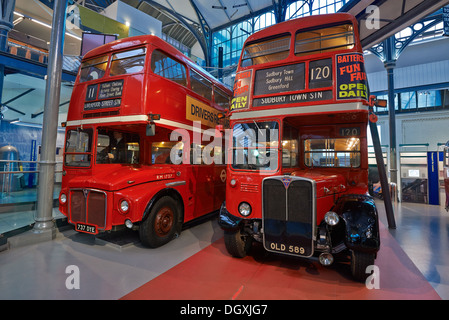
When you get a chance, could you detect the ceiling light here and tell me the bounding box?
[14,11,81,41]
[31,18,51,29]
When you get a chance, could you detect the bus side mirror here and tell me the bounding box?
[146,123,156,136]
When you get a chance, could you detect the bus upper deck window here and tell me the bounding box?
[295,24,354,57]
[241,34,290,67]
[110,47,146,76]
[214,87,230,110]
[80,55,108,83]
[151,49,187,86]
[191,70,212,101]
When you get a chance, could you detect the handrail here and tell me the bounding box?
[0,160,64,175]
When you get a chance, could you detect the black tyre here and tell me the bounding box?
[350,250,376,282]
[224,228,252,258]
[139,196,181,248]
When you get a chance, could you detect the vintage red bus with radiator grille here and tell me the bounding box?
[59,35,231,248]
[218,13,380,281]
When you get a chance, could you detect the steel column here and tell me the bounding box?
[384,37,398,188]
[34,0,68,233]
[369,120,396,229]
[0,0,15,120]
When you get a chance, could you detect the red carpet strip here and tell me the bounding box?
[121,222,441,300]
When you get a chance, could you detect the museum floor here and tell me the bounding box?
[0,199,447,300]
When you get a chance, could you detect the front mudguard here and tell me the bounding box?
[218,201,242,231]
[334,195,380,253]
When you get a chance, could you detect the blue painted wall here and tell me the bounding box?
[0,120,65,187]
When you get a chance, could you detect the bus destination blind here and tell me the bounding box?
[84,79,124,111]
[252,60,333,107]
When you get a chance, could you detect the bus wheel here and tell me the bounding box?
[350,250,375,282]
[139,196,180,248]
[224,228,252,258]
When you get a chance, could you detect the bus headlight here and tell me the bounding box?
[60,193,67,204]
[120,200,130,213]
[125,219,133,229]
[238,202,251,217]
[324,211,339,226]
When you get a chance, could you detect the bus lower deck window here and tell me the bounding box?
[304,138,361,168]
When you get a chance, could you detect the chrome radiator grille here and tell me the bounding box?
[262,176,315,257]
[69,189,107,228]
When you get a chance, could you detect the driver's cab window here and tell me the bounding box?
[96,129,140,164]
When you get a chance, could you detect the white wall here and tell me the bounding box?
[376,110,449,149]
[104,1,162,38]
[365,37,449,93]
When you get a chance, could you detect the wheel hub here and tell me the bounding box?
[154,206,174,237]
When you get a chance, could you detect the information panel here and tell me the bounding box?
[231,70,252,111]
[254,63,305,96]
[309,58,333,89]
[98,80,124,100]
[84,79,124,111]
[336,53,368,101]
[253,90,332,107]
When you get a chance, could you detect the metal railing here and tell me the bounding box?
[0,160,63,198]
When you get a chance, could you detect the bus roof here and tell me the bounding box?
[83,34,228,90]
[244,13,358,46]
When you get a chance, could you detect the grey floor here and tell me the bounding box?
[0,198,448,300]
[0,218,222,300]
[380,200,449,299]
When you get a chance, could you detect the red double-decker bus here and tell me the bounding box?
[59,35,231,248]
[218,13,380,281]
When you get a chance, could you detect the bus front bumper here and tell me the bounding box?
[218,201,242,231]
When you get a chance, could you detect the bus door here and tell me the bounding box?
[188,143,215,217]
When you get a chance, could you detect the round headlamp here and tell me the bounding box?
[60,193,67,204]
[324,211,340,226]
[238,202,251,217]
[120,200,130,213]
